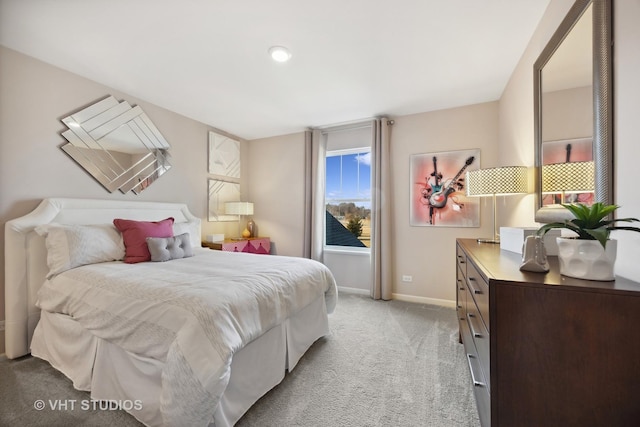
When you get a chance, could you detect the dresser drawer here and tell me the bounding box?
[204,237,271,254]
[456,244,467,277]
[457,265,467,321]
[467,301,490,391]
[467,353,491,427]
[457,242,491,427]
[247,237,270,254]
[461,293,490,427]
[466,260,489,330]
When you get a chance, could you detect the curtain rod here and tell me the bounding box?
[310,117,393,134]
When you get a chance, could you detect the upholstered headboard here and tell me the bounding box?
[4,198,201,359]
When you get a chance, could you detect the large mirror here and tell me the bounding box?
[60,96,172,194]
[534,0,612,222]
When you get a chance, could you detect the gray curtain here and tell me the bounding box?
[371,118,393,300]
[303,129,326,262]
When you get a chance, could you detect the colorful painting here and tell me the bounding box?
[410,149,480,227]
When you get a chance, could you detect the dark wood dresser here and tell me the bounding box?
[456,238,640,427]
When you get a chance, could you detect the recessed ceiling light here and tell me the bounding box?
[269,46,292,63]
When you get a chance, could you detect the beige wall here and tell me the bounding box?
[542,86,592,142]
[0,46,243,354]
[609,0,640,280]
[245,132,307,257]
[390,102,499,302]
[499,0,640,281]
[247,102,499,304]
[498,0,575,229]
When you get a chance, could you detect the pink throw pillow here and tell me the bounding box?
[113,217,175,263]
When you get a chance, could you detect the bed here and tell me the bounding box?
[4,198,337,426]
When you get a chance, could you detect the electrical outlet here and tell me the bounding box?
[402,275,413,282]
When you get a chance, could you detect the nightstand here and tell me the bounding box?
[202,237,270,254]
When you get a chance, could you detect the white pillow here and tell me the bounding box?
[173,221,200,248]
[35,223,125,278]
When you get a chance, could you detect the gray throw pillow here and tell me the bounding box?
[146,233,193,262]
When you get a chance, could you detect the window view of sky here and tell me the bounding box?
[326,152,371,207]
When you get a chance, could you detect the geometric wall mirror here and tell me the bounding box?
[208,130,240,179]
[60,95,172,194]
[208,178,241,222]
[207,130,242,221]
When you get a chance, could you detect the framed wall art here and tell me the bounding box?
[208,130,240,179]
[207,130,242,222]
[208,178,240,222]
[410,148,480,227]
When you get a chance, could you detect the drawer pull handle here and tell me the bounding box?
[467,313,483,338]
[468,279,482,295]
[466,354,486,388]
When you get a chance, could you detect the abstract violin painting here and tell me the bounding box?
[410,149,480,227]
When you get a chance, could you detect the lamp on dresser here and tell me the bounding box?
[224,201,254,238]
[542,160,594,203]
[465,166,528,244]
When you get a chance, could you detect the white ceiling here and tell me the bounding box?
[0,0,551,140]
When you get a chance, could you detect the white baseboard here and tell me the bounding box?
[391,293,456,308]
[337,286,369,296]
[337,287,456,308]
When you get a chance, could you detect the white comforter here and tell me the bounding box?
[36,249,337,426]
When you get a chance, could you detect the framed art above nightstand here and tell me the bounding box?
[202,237,270,254]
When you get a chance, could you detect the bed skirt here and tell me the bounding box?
[31,295,329,427]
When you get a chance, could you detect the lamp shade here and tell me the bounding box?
[465,165,528,244]
[225,202,254,215]
[465,166,528,196]
[542,161,594,193]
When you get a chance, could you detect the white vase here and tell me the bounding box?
[556,237,617,281]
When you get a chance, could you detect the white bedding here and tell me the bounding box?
[35,248,337,426]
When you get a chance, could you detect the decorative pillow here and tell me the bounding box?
[146,233,193,262]
[113,217,175,263]
[34,223,125,278]
[173,221,201,248]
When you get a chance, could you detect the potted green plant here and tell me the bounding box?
[537,203,640,280]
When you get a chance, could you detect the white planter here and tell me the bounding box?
[556,237,617,281]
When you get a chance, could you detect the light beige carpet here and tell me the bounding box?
[237,292,480,427]
[0,292,480,427]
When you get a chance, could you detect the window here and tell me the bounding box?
[325,147,371,248]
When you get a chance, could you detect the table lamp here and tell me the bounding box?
[466,166,528,243]
[542,161,594,204]
[225,202,254,238]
